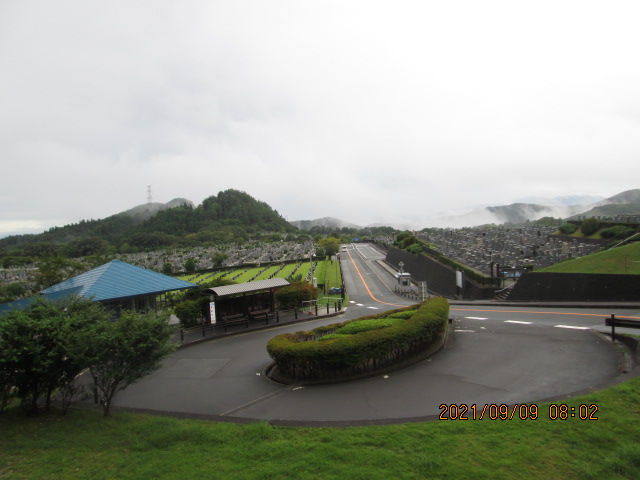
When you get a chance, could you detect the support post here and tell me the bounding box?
[609,313,616,342]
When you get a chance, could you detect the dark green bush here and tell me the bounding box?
[580,217,601,236]
[275,281,317,309]
[559,223,578,234]
[406,243,423,254]
[174,299,201,327]
[601,225,636,239]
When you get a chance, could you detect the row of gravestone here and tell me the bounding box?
[417,225,601,275]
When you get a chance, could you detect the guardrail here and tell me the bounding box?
[605,313,640,342]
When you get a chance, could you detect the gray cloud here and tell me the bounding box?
[1,0,639,235]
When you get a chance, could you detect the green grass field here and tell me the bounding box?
[2,371,640,479]
[540,242,640,274]
[176,260,340,285]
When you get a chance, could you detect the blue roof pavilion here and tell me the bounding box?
[1,260,197,315]
[41,260,196,302]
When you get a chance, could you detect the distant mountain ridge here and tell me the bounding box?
[567,189,640,219]
[118,198,195,224]
[0,190,295,260]
[2,188,639,264]
[290,217,363,231]
[290,190,640,231]
[434,189,640,227]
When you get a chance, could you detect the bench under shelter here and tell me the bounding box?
[205,278,289,327]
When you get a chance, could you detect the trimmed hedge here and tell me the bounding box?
[334,318,405,335]
[266,297,449,381]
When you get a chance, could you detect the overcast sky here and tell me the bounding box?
[1,1,639,236]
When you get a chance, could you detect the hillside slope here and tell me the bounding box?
[0,190,297,262]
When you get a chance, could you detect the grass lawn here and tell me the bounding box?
[540,242,640,274]
[2,373,640,479]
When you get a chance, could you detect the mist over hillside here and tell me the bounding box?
[118,198,195,224]
[294,189,640,230]
[3,188,639,243]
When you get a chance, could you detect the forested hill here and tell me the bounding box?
[0,190,297,264]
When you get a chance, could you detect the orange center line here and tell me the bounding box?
[346,249,405,308]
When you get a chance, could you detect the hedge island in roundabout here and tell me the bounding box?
[266,297,450,384]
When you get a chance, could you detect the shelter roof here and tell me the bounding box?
[41,259,197,302]
[206,278,289,298]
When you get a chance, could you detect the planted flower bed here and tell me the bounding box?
[266,297,449,382]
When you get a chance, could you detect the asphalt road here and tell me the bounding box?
[104,243,636,425]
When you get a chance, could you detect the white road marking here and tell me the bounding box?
[465,317,488,320]
[367,306,380,309]
[505,320,532,325]
[555,325,590,330]
[455,329,476,333]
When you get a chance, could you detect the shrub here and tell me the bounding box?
[580,217,601,236]
[387,310,417,319]
[335,318,404,335]
[559,223,578,235]
[406,243,423,254]
[174,299,201,327]
[275,281,317,309]
[601,225,636,240]
[318,334,350,342]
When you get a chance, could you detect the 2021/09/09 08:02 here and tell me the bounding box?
[438,404,599,420]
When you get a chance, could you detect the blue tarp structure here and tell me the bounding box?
[0,260,197,314]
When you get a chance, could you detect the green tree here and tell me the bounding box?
[83,310,175,417]
[35,256,83,288]
[211,252,228,267]
[0,297,108,414]
[275,281,318,309]
[184,257,196,273]
[174,299,202,327]
[406,243,422,254]
[318,237,340,257]
[580,217,601,236]
[559,223,578,235]
[162,262,173,275]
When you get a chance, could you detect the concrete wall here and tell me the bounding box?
[508,272,640,302]
[385,246,497,300]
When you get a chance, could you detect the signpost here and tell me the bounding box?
[209,302,217,325]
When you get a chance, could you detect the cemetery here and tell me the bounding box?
[417,224,602,276]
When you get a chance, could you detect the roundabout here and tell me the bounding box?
[101,244,637,426]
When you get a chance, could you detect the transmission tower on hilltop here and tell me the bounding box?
[147,185,153,204]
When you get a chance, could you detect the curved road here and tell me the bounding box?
[108,243,636,425]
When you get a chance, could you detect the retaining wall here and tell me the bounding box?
[508,272,640,302]
[384,246,497,300]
